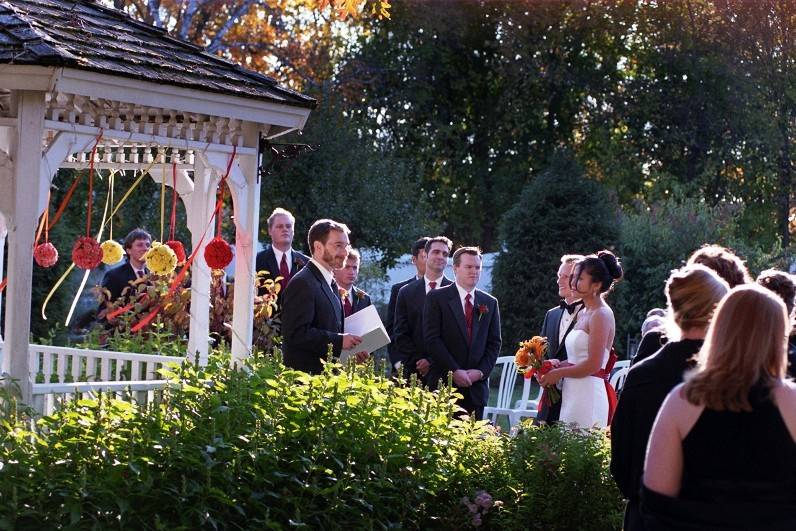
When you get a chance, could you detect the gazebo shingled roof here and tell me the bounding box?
[0,0,316,109]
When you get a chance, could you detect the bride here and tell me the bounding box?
[540,251,623,429]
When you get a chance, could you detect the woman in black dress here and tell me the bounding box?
[643,285,796,530]
[610,265,729,530]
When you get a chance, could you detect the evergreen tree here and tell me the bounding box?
[492,152,619,353]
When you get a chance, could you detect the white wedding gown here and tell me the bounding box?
[558,329,610,429]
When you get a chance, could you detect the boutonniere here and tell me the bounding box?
[354,287,368,301]
[477,304,489,321]
[294,255,306,269]
[338,287,349,299]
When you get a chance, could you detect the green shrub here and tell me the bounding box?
[0,350,623,529]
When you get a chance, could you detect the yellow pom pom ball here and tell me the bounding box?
[145,241,177,276]
[100,239,124,265]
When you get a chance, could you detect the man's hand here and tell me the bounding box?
[341,334,362,350]
[452,369,472,388]
[355,351,370,364]
[466,369,483,383]
[416,358,431,377]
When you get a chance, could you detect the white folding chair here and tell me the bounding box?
[509,376,543,426]
[483,356,520,426]
[610,362,630,394]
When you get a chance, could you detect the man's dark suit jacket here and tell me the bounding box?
[350,286,372,315]
[393,276,451,381]
[423,283,502,408]
[100,262,139,302]
[255,245,309,296]
[535,303,582,424]
[386,276,415,366]
[281,261,344,374]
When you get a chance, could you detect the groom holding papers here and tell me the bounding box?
[424,247,502,419]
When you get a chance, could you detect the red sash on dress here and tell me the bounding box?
[592,348,618,425]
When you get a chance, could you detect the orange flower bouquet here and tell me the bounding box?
[514,336,560,404]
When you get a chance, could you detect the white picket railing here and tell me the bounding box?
[27,345,186,415]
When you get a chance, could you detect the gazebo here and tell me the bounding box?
[0,0,315,407]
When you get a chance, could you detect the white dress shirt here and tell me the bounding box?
[310,257,334,287]
[273,247,294,273]
[455,282,476,312]
[424,274,444,294]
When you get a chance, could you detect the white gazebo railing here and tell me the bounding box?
[28,344,182,415]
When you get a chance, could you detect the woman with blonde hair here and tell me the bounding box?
[610,265,729,530]
[642,285,796,530]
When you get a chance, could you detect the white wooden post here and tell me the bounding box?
[186,155,217,365]
[229,124,261,365]
[2,90,45,403]
[0,214,6,343]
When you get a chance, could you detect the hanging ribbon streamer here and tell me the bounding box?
[0,277,6,293]
[160,164,167,243]
[130,147,237,332]
[42,165,151,320]
[170,162,178,242]
[71,132,105,270]
[65,171,115,327]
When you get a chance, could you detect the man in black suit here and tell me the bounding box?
[333,248,372,317]
[100,228,152,304]
[255,208,309,295]
[393,236,452,382]
[534,254,585,425]
[281,219,365,374]
[424,246,502,419]
[386,237,429,372]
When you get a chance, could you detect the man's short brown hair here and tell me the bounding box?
[307,219,350,252]
[424,236,453,254]
[452,246,482,266]
[122,228,152,251]
[687,244,751,288]
[347,248,361,262]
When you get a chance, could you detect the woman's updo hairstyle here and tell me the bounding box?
[572,249,623,294]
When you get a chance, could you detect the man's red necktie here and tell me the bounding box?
[464,293,473,344]
[343,296,353,317]
[429,281,437,290]
[279,254,290,290]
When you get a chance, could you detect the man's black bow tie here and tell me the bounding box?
[559,300,583,315]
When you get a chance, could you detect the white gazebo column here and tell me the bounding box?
[0,214,6,343]
[230,124,261,365]
[187,156,217,365]
[2,90,45,403]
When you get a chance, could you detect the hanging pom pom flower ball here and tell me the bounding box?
[145,241,177,276]
[204,236,233,270]
[100,239,124,265]
[72,236,103,270]
[165,240,186,265]
[33,242,59,268]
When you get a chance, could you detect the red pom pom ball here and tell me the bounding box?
[165,240,187,264]
[204,236,233,270]
[72,236,104,270]
[34,242,59,268]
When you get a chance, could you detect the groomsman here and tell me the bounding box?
[255,208,309,295]
[535,254,585,425]
[386,237,430,370]
[424,246,502,419]
[333,248,372,317]
[393,236,452,381]
[100,228,152,303]
[281,219,364,374]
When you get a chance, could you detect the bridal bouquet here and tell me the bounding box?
[514,336,560,404]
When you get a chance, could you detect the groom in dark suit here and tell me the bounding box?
[535,254,585,425]
[255,208,309,296]
[393,236,452,382]
[281,219,364,374]
[424,246,502,419]
[100,228,152,304]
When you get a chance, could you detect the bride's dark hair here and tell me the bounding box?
[571,250,623,294]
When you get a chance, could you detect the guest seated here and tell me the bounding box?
[611,265,728,530]
[757,269,796,378]
[642,285,796,530]
[630,308,668,367]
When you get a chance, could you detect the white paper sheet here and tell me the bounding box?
[340,305,391,362]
